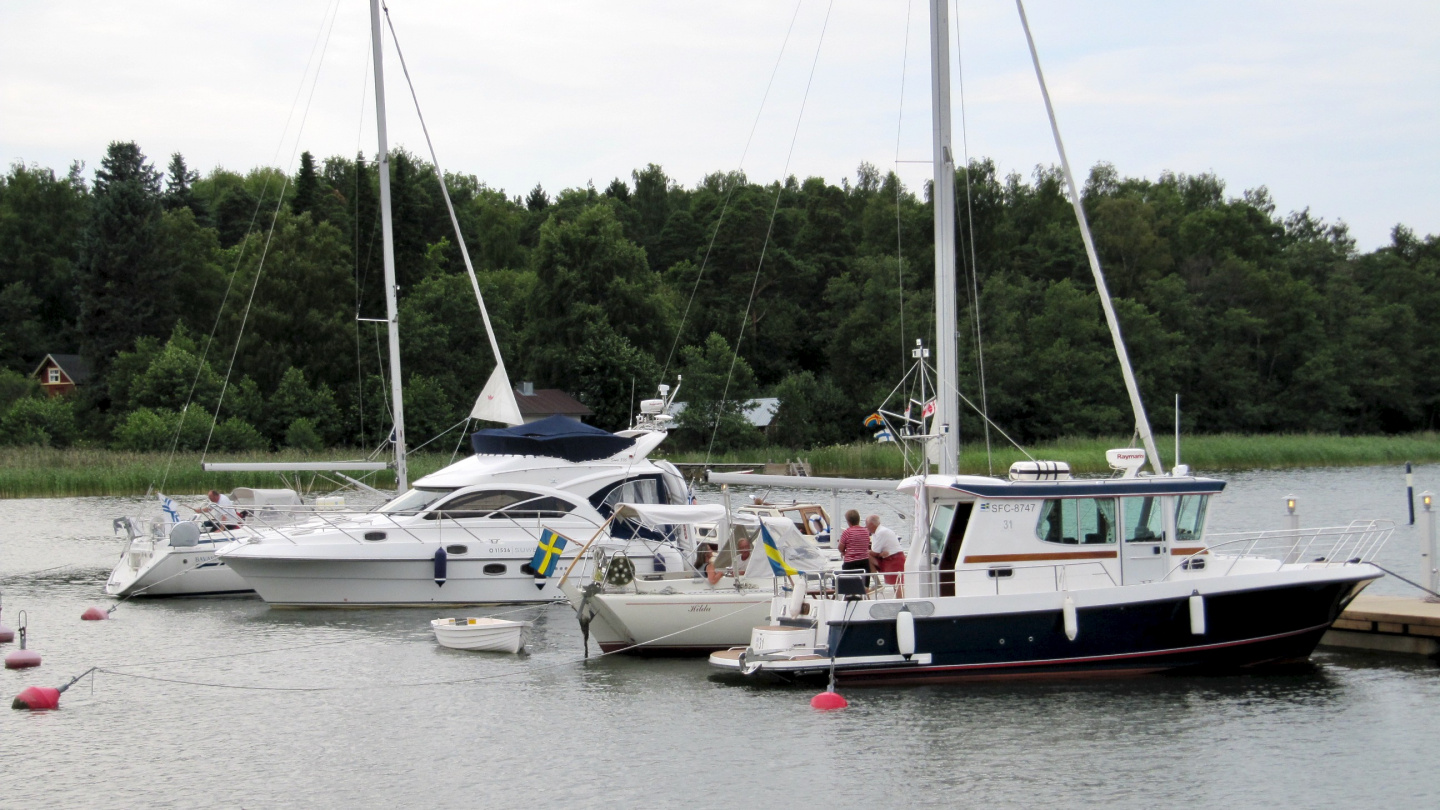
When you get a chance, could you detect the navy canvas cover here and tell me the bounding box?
[469,415,635,462]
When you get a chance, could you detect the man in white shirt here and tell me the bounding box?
[198,489,241,531]
[867,514,906,592]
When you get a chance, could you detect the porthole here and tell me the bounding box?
[520,563,536,576]
[364,531,386,541]
[446,545,469,555]
[483,563,506,576]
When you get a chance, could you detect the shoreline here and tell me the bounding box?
[0,432,1435,498]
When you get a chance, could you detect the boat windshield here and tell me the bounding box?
[378,487,456,514]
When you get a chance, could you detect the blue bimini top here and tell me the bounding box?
[469,415,636,463]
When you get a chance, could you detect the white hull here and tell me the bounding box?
[221,548,660,606]
[567,578,775,653]
[106,539,252,598]
[431,617,532,652]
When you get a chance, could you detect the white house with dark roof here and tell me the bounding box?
[513,382,593,424]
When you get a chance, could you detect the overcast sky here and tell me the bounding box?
[2,1,1435,250]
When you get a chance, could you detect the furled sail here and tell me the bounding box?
[471,364,524,425]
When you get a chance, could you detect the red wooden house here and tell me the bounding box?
[31,354,92,397]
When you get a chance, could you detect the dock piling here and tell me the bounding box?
[1422,491,1437,602]
[1407,461,1415,525]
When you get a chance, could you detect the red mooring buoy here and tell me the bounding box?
[810,691,848,710]
[5,614,40,669]
[5,649,41,669]
[0,603,14,643]
[80,606,108,621]
[11,686,60,711]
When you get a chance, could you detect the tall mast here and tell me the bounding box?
[1014,0,1162,474]
[370,0,407,490]
[929,0,961,476]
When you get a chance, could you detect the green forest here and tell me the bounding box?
[0,141,1436,458]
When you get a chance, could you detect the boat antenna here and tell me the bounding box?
[1175,394,1181,470]
[1014,0,1164,475]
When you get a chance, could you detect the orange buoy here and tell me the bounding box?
[81,606,108,621]
[810,691,848,710]
[11,686,60,710]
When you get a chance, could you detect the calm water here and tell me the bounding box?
[1,465,1438,808]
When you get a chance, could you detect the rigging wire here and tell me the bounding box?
[952,0,993,475]
[353,29,373,450]
[382,3,513,393]
[201,0,344,461]
[155,0,344,491]
[894,0,915,384]
[658,0,806,382]
[705,0,836,465]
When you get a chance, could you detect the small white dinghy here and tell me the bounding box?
[431,617,532,654]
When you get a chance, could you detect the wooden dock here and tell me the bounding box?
[1322,594,1440,656]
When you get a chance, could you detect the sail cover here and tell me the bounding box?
[469,415,635,462]
[470,365,525,425]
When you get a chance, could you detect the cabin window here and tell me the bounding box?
[1035,498,1115,545]
[929,504,957,557]
[1176,495,1209,541]
[593,476,672,541]
[1122,497,1165,543]
[482,563,506,575]
[426,490,576,520]
[379,487,455,515]
[48,368,61,383]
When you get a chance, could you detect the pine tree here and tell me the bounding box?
[525,183,549,212]
[292,150,319,218]
[163,152,205,224]
[76,141,167,378]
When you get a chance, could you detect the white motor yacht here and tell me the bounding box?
[217,416,693,606]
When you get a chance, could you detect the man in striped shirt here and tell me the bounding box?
[836,509,872,600]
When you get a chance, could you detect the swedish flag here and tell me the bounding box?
[530,528,570,578]
[761,524,799,577]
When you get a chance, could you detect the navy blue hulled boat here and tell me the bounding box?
[710,465,1391,684]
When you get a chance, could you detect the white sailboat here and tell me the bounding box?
[712,0,1394,684]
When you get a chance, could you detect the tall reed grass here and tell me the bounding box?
[660,432,1440,478]
[0,448,460,499]
[1,433,1435,498]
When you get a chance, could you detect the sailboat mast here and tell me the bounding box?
[370,0,408,491]
[929,0,961,476]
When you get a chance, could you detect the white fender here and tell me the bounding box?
[1062,595,1078,641]
[896,606,916,658]
[1189,591,1206,635]
[786,579,806,618]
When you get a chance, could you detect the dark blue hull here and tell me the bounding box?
[825,578,1368,686]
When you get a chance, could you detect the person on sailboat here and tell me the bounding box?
[197,489,241,532]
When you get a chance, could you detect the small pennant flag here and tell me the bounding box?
[529,528,570,579]
[921,399,936,418]
[761,524,800,577]
[863,413,883,429]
